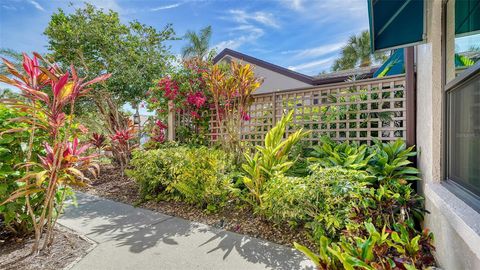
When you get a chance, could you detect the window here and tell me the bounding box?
[445,0,480,204]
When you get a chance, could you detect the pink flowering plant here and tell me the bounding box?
[146,58,213,145]
[0,53,110,252]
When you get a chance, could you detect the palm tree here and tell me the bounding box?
[181,26,212,60]
[0,48,23,76]
[332,31,387,71]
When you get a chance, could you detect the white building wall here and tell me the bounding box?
[416,1,480,269]
[217,56,311,94]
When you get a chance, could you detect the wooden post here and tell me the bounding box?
[167,100,175,141]
[405,46,416,147]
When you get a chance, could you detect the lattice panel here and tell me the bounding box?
[205,75,407,146]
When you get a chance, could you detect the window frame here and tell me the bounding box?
[443,1,480,212]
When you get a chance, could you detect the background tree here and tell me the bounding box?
[332,30,387,71]
[0,48,23,76]
[181,26,212,60]
[44,3,176,133]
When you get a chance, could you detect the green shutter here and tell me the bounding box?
[455,0,480,36]
[368,0,425,52]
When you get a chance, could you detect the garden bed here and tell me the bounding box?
[79,165,314,249]
[0,227,93,270]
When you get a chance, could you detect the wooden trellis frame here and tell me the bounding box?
[173,74,409,146]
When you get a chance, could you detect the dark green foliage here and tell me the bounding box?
[0,105,45,235]
[295,222,435,270]
[309,136,374,170]
[310,137,420,183]
[126,146,235,211]
[368,139,420,182]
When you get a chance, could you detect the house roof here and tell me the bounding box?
[213,48,314,84]
[213,48,380,86]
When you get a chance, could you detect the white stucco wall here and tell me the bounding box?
[416,1,480,269]
[217,56,312,94]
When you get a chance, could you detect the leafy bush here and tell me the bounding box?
[310,137,420,183]
[0,104,41,235]
[295,222,435,270]
[261,165,368,227]
[261,166,371,237]
[368,139,420,182]
[309,136,374,170]
[127,146,235,211]
[242,110,309,206]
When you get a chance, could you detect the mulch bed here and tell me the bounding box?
[79,165,314,249]
[0,227,93,270]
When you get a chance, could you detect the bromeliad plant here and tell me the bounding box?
[0,53,110,252]
[242,110,310,206]
[203,61,263,161]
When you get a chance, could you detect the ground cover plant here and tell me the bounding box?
[0,53,110,252]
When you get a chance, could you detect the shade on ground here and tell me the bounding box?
[59,193,315,270]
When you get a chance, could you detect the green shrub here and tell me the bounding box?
[0,105,46,235]
[310,137,420,184]
[261,166,372,237]
[309,136,374,170]
[126,146,235,211]
[295,222,436,270]
[242,110,310,206]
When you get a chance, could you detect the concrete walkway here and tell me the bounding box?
[59,193,315,270]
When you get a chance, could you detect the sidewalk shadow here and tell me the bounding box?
[198,228,314,270]
[62,198,197,253]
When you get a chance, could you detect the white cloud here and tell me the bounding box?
[29,0,44,11]
[282,0,303,11]
[288,56,335,73]
[282,0,367,28]
[214,28,264,51]
[228,9,280,28]
[151,3,181,11]
[282,42,344,59]
[2,5,17,10]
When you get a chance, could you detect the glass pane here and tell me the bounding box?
[446,0,480,83]
[447,74,480,196]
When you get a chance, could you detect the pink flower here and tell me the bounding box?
[186,91,206,108]
[158,77,178,100]
[190,111,201,119]
[241,110,251,121]
[155,120,168,130]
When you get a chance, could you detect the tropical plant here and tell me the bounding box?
[181,26,213,60]
[90,132,106,150]
[0,104,46,236]
[295,222,435,270]
[126,146,235,211]
[203,61,263,161]
[242,110,310,206]
[332,30,387,71]
[147,58,213,145]
[0,53,110,252]
[309,136,374,170]
[261,167,370,231]
[368,139,420,182]
[109,123,137,174]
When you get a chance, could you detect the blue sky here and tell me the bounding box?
[0,0,370,75]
